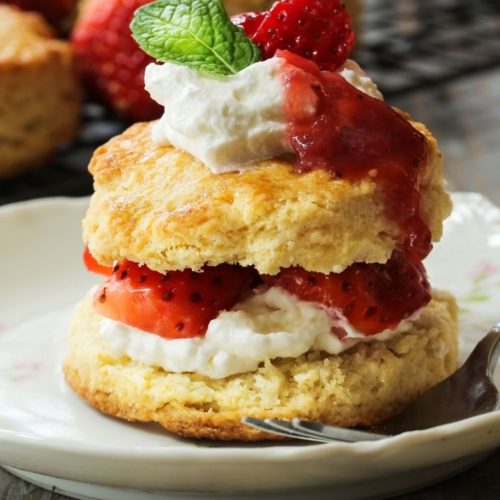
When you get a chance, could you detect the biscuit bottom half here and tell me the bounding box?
[64,291,458,441]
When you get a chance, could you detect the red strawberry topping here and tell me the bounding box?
[235,0,355,71]
[71,0,162,122]
[279,51,431,261]
[264,251,431,336]
[94,261,259,339]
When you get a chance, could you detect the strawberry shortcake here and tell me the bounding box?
[64,0,458,440]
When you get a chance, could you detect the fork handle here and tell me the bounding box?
[465,324,500,378]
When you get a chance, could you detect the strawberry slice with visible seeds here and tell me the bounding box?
[94,261,259,339]
[240,0,355,71]
[264,252,431,336]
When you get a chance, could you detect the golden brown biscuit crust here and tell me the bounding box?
[64,291,458,441]
[0,6,80,178]
[83,121,451,275]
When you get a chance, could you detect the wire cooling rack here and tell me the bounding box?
[2,0,500,205]
[357,0,500,96]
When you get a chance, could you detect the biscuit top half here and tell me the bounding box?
[83,0,451,275]
[83,119,451,275]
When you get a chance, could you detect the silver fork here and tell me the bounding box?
[242,324,500,443]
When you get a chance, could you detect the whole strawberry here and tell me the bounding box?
[72,0,162,122]
[231,11,266,35]
[233,0,355,71]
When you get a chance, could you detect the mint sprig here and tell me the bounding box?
[131,0,261,76]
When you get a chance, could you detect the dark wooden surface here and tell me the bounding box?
[1,57,500,500]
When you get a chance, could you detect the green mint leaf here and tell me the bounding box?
[131,0,261,76]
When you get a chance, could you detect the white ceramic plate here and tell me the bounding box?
[0,193,499,500]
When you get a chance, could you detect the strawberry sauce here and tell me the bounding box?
[280,51,431,261]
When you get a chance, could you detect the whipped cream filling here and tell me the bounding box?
[145,57,382,173]
[100,286,418,379]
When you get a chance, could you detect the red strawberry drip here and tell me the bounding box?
[94,261,259,339]
[72,0,162,122]
[238,0,354,71]
[264,251,431,336]
[279,51,431,261]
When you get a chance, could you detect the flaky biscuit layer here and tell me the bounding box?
[83,121,451,275]
[64,291,458,441]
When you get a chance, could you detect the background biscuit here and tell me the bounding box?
[0,6,80,178]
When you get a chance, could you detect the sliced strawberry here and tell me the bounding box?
[83,247,113,276]
[231,11,266,36]
[264,252,431,336]
[245,0,355,71]
[71,0,162,122]
[94,261,259,339]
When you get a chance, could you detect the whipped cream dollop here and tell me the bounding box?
[100,286,416,379]
[145,58,290,172]
[145,57,382,173]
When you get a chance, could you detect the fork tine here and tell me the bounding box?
[241,417,303,440]
[264,419,333,443]
[242,417,329,442]
[242,417,387,443]
[292,418,388,442]
[268,419,364,443]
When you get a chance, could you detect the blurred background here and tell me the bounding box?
[0,0,499,203]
